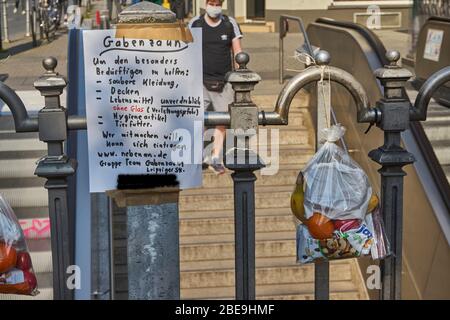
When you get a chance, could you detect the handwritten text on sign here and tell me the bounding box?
[83,30,204,192]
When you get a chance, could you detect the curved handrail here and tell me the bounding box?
[412,66,450,121]
[307,16,450,215]
[0,81,38,132]
[315,17,388,66]
[270,65,376,125]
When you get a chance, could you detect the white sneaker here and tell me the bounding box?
[13,8,17,14]
[208,157,226,175]
[21,10,26,15]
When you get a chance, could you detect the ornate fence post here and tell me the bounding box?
[370,50,415,300]
[225,52,264,300]
[34,57,77,300]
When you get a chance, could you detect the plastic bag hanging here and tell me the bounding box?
[302,124,372,221]
[291,125,390,264]
[0,194,39,296]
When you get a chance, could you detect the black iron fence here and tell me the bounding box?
[1,4,450,300]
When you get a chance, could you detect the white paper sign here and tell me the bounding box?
[424,28,444,62]
[83,29,204,192]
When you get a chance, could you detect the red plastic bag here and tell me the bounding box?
[0,193,39,296]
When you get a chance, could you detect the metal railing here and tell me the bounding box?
[1,5,449,302]
[279,15,314,84]
[2,50,449,302]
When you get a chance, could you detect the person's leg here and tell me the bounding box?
[202,86,213,164]
[212,126,225,159]
[207,83,234,174]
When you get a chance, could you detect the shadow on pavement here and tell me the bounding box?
[0,29,68,59]
[0,41,35,59]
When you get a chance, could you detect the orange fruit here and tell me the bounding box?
[306,212,335,239]
[0,242,17,273]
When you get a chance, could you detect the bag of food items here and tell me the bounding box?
[290,124,390,263]
[0,194,39,296]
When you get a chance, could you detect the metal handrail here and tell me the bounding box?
[273,65,376,125]
[279,15,313,84]
[412,66,450,120]
[0,82,38,132]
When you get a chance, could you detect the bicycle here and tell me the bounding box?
[31,0,65,42]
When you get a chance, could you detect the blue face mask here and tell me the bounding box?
[206,4,222,19]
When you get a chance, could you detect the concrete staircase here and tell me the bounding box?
[240,21,275,33]
[0,114,53,300]
[178,93,370,300]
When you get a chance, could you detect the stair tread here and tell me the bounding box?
[180,207,292,219]
[422,119,450,127]
[181,280,359,299]
[0,138,46,151]
[0,186,47,208]
[181,185,294,196]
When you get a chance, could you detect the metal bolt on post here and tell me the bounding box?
[370,50,415,300]
[224,52,264,300]
[34,57,77,300]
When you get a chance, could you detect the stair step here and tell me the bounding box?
[12,206,49,220]
[180,207,292,220]
[443,165,450,182]
[179,214,295,237]
[426,110,450,121]
[179,185,293,212]
[0,177,44,188]
[240,23,274,33]
[181,281,357,300]
[180,256,297,272]
[0,158,39,179]
[202,165,303,188]
[0,187,47,208]
[258,291,365,300]
[0,150,46,160]
[30,250,52,274]
[253,94,309,109]
[0,138,46,152]
[431,140,450,165]
[182,230,295,245]
[422,120,450,141]
[0,131,40,140]
[258,128,310,145]
[113,214,296,241]
[262,145,314,165]
[180,263,353,289]
[182,280,359,300]
[180,238,296,263]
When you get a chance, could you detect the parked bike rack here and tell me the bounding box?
[0,4,447,301]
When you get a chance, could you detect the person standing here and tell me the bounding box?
[14,0,26,14]
[188,0,243,174]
